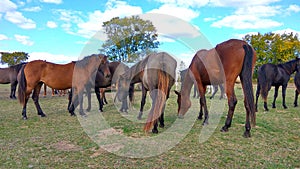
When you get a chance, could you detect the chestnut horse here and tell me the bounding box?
[175,39,256,138]
[293,65,300,107]
[0,63,26,99]
[18,54,110,119]
[116,52,177,133]
[255,58,300,111]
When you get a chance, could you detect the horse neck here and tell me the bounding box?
[125,61,144,84]
[280,60,297,75]
[181,69,194,99]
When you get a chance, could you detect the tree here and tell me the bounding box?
[243,32,300,77]
[0,52,29,66]
[100,16,160,62]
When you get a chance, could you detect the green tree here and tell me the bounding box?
[0,52,29,66]
[101,16,160,62]
[243,32,300,77]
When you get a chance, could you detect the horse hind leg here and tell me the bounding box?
[32,82,46,117]
[221,82,237,132]
[255,83,261,112]
[272,86,279,109]
[282,85,288,109]
[294,90,299,107]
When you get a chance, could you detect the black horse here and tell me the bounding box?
[255,58,300,111]
[0,63,26,99]
[293,64,300,107]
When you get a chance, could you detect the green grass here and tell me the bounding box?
[0,84,299,168]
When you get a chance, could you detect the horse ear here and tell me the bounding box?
[174,90,181,96]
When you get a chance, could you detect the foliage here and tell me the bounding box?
[0,52,29,66]
[243,32,300,77]
[100,16,160,62]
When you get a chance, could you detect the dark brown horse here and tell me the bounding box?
[84,61,133,112]
[0,63,26,99]
[18,54,110,119]
[255,58,300,111]
[175,39,256,138]
[116,52,177,133]
[293,64,300,107]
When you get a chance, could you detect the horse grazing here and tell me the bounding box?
[293,65,300,107]
[175,39,256,138]
[116,52,177,133]
[83,61,133,112]
[255,58,300,111]
[0,63,26,99]
[18,54,110,119]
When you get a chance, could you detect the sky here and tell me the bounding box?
[0,0,300,67]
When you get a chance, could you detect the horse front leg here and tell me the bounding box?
[95,87,103,112]
[22,96,30,120]
[294,90,299,107]
[137,86,147,120]
[32,83,46,117]
[282,85,288,109]
[68,89,76,116]
[272,86,279,108]
[10,82,17,99]
[78,91,86,116]
[85,87,92,112]
[221,83,237,132]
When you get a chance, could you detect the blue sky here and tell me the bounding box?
[1,0,300,66]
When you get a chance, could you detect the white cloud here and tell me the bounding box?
[273,28,300,36]
[148,4,199,21]
[154,0,209,8]
[204,17,217,22]
[211,14,283,29]
[287,4,300,13]
[47,21,57,28]
[22,6,42,12]
[209,0,280,7]
[0,34,9,40]
[0,0,17,13]
[5,11,36,29]
[40,0,62,4]
[14,34,34,46]
[54,0,143,39]
[28,52,76,63]
[235,5,281,17]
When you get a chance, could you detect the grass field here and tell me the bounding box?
[0,84,299,168]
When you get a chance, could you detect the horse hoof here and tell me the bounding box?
[40,114,46,117]
[202,122,209,126]
[197,116,203,120]
[220,127,228,132]
[98,109,103,113]
[22,116,28,120]
[159,124,165,128]
[243,131,251,138]
[70,113,76,116]
[283,106,288,109]
[152,129,158,134]
[178,114,184,119]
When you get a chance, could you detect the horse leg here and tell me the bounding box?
[272,86,279,108]
[68,89,76,116]
[10,82,17,99]
[85,87,92,112]
[32,82,46,117]
[294,90,299,107]
[282,84,288,109]
[103,90,108,104]
[95,87,103,112]
[219,84,225,100]
[255,83,261,112]
[197,98,203,120]
[262,84,271,111]
[221,83,237,132]
[210,85,218,99]
[159,104,166,128]
[22,96,30,120]
[78,91,86,116]
[137,85,147,120]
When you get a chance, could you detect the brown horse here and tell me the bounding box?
[116,52,177,133]
[175,39,256,138]
[18,54,110,119]
[0,63,26,99]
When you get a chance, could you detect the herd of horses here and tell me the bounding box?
[1,39,300,138]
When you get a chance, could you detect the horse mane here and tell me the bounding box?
[76,54,106,68]
[9,62,27,72]
[278,58,299,75]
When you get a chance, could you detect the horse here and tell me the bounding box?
[0,63,26,99]
[116,52,177,133]
[255,58,300,111]
[83,61,134,112]
[17,54,111,119]
[175,39,256,138]
[180,68,225,99]
[293,64,300,107]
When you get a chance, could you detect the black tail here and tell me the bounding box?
[18,66,27,105]
[240,44,256,126]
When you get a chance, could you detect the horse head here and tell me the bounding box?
[116,74,130,102]
[98,55,111,79]
[174,90,191,119]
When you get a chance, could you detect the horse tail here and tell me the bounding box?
[144,69,169,132]
[240,44,256,126]
[18,66,27,105]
